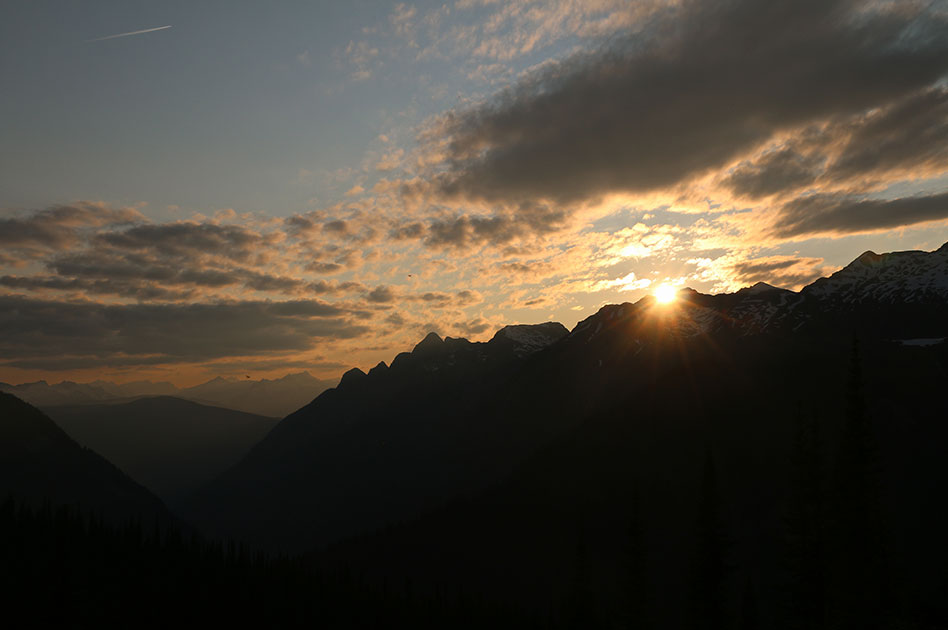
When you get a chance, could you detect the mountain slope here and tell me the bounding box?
[181,323,569,550]
[0,392,176,526]
[46,396,279,502]
[184,243,948,560]
[321,337,948,627]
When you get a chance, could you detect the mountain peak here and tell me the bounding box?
[412,332,445,356]
[854,250,884,266]
[339,367,367,388]
[368,361,388,377]
[737,281,784,295]
[490,322,569,355]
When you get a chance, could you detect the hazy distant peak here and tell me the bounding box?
[272,371,318,384]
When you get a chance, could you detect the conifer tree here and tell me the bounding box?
[623,487,651,629]
[785,409,827,629]
[565,523,598,629]
[738,576,759,630]
[831,338,891,629]
[689,451,730,630]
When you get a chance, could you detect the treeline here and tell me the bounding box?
[0,497,536,629]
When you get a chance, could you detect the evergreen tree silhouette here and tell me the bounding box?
[784,408,828,629]
[565,522,598,629]
[622,486,651,629]
[830,338,891,629]
[738,576,760,630]
[689,451,730,630]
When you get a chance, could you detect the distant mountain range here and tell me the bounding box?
[0,371,336,417]
[45,397,279,502]
[0,392,176,527]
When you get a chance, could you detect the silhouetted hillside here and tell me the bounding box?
[320,337,948,628]
[0,498,533,629]
[177,244,948,627]
[0,392,176,527]
[47,396,279,502]
[182,323,570,550]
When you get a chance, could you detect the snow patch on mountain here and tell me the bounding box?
[803,246,948,304]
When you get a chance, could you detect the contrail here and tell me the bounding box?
[85,25,172,43]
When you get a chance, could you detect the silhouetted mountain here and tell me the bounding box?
[0,392,176,526]
[182,323,570,550]
[319,336,948,627]
[0,371,335,417]
[46,396,279,502]
[184,245,948,560]
[176,244,948,626]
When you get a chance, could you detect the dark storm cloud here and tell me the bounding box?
[728,257,826,288]
[725,86,948,199]
[826,86,948,181]
[305,261,345,274]
[773,191,948,237]
[366,285,396,303]
[43,250,313,296]
[0,203,141,251]
[453,318,492,337]
[431,0,948,205]
[419,203,567,250]
[0,274,196,301]
[323,220,349,234]
[97,221,269,262]
[0,295,371,369]
[389,222,425,240]
[724,149,824,199]
[455,290,482,306]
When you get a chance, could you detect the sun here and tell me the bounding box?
[654,284,678,304]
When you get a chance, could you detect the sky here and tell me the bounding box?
[1,0,947,386]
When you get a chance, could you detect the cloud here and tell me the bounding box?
[425,0,948,205]
[727,255,828,289]
[825,86,948,183]
[723,148,824,199]
[412,203,568,250]
[723,87,948,199]
[0,203,142,251]
[0,295,370,370]
[773,191,948,238]
[98,221,272,262]
[366,285,396,303]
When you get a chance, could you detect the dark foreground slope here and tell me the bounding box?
[0,392,175,527]
[0,498,533,629]
[47,396,279,502]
